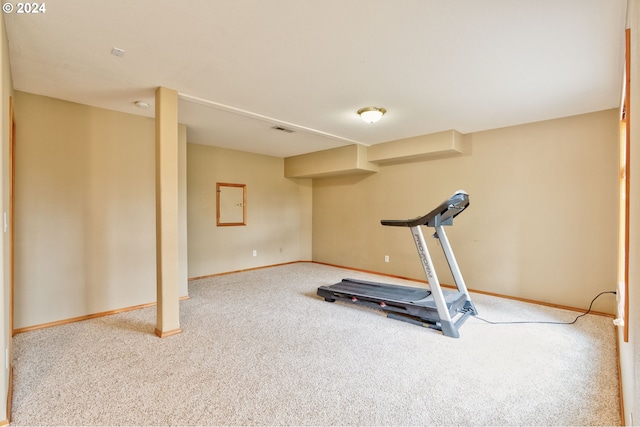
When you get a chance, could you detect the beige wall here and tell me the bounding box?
[187,143,311,278]
[13,91,188,330]
[10,91,312,327]
[313,109,619,314]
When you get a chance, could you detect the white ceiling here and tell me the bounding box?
[3,0,628,157]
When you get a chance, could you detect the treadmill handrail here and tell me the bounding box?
[381,191,469,228]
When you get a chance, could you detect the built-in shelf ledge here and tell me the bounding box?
[284,145,378,178]
[367,130,466,164]
[284,130,467,179]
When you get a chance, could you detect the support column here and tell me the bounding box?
[154,86,182,338]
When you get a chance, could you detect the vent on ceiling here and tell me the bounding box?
[271,125,295,133]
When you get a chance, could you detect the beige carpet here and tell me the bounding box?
[10,263,620,426]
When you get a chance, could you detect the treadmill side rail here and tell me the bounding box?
[409,225,453,325]
[435,225,477,314]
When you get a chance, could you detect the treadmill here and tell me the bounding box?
[317,191,477,338]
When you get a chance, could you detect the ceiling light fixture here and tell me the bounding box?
[357,106,386,123]
[134,101,149,109]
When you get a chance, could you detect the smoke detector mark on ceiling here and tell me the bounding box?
[111,47,126,58]
[271,126,295,133]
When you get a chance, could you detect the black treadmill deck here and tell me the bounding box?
[317,278,468,326]
[322,278,430,303]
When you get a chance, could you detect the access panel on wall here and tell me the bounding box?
[216,182,246,226]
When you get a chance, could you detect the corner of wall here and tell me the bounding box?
[0,9,12,425]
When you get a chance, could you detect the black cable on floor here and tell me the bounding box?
[466,290,616,325]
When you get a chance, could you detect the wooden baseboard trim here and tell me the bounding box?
[154,328,182,338]
[1,366,12,426]
[14,262,309,335]
[188,260,310,281]
[15,259,613,336]
[312,261,615,318]
[13,295,191,335]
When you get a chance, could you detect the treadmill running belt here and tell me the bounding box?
[324,279,430,303]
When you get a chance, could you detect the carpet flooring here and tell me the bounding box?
[10,263,620,425]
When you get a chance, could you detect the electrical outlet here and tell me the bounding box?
[252,250,257,257]
[384,255,389,263]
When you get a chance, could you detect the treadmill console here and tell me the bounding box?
[381,191,469,228]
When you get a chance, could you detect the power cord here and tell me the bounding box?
[463,291,616,326]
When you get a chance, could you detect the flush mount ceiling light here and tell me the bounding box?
[134,101,150,109]
[357,106,386,123]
